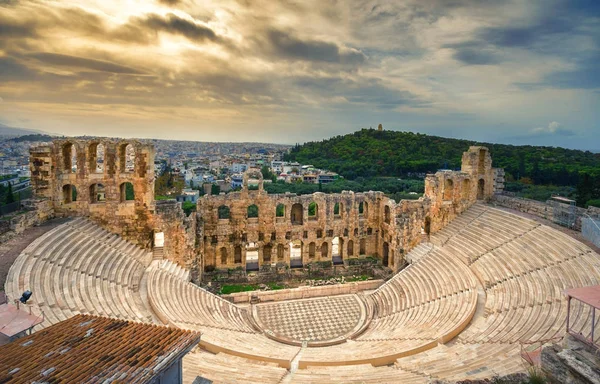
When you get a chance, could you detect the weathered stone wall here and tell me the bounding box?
[0,198,54,243]
[492,194,600,231]
[29,140,501,278]
[154,200,197,270]
[30,138,156,248]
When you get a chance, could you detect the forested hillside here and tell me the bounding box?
[284,129,600,206]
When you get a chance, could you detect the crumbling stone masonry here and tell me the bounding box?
[30,140,501,278]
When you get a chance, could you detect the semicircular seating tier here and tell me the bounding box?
[4,217,156,328]
[5,203,600,383]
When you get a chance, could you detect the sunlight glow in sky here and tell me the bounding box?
[0,0,598,148]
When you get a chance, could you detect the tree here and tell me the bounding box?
[261,166,276,182]
[6,183,15,204]
[211,184,221,195]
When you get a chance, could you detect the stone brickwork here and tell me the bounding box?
[29,140,501,278]
[199,146,498,274]
[0,198,54,244]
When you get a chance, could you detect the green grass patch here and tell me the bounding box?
[220,284,258,294]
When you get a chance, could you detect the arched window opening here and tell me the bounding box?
[334,202,342,217]
[308,242,316,258]
[347,240,354,256]
[62,143,76,173]
[218,205,230,220]
[359,238,366,255]
[263,244,272,263]
[384,205,391,224]
[247,204,259,218]
[462,179,471,197]
[120,182,134,202]
[321,242,328,258]
[220,247,228,265]
[444,179,454,201]
[62,184,77,204]
[478,179,485,200]
[119,143,135,173]
[308,202,318,219]
[382,242,389,267]
[277,244,284,262]
[89,183,106,203]
[276,204,285,217]
[291,203,303,225]
[358,201,364,215]
[234,246,242,264]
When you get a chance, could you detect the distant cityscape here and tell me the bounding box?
[0,135,342,202]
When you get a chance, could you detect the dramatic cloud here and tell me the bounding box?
[0,0,597,148]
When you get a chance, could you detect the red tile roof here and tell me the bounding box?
[0,314,201,383]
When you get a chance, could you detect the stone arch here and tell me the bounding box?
[89,183,106,203]
[358,201,364,215]
[277,244,284,262]
[242,168,264,192]
[234,245,242,264]
[308,201,318,219]
[263,244,272,263]
[444,178,454,201]
[321,242,329,258]
[308,242,316,258]
[462,179,471,197]
[120,182,134,202]
[477,179,485,200]
[88,142,104,173]
[276,203,285,217]
[62,142,76,173]
[247,204,259,218]
[62,184,77,204]
[220,247,228,265]
[218,205,230,220]
[291,203,303,225]
[384,205,391,224]
[359,238,366,255]
[347,240,354,256]
[383,242,389,267]
[118,143,135,173]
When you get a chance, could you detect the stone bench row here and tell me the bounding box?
[359,290,476,342]
[395,342,524,382]
[182,350,289,384]
[146,266,301,367]
[4,219,154,329]
[430,203,489,245]
[372,246,477,317]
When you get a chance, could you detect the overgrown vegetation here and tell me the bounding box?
[220,282,284,294]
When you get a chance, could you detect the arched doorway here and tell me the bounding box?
[320,242,328,258]
[424,217,431,235]
[382,242,389,267]
[332,237,343,265]
[289,240,303,268]
[477,179,485,200]
[246,242,259,271]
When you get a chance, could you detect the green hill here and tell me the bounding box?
[284,129,599,184]
[284,129,600,206]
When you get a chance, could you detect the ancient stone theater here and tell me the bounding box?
[3,138,600,382]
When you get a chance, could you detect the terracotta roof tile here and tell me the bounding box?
[0,314,201,383]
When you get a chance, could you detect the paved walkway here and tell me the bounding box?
[0,218,70,294]
[255,295,364,343]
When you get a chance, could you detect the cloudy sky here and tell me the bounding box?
[0,0,598,148]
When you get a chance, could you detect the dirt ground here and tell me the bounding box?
[0,218,69,294]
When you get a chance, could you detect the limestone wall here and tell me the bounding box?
[154,200,198,269]
[0,199,54,243]
[492,194,600,231]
